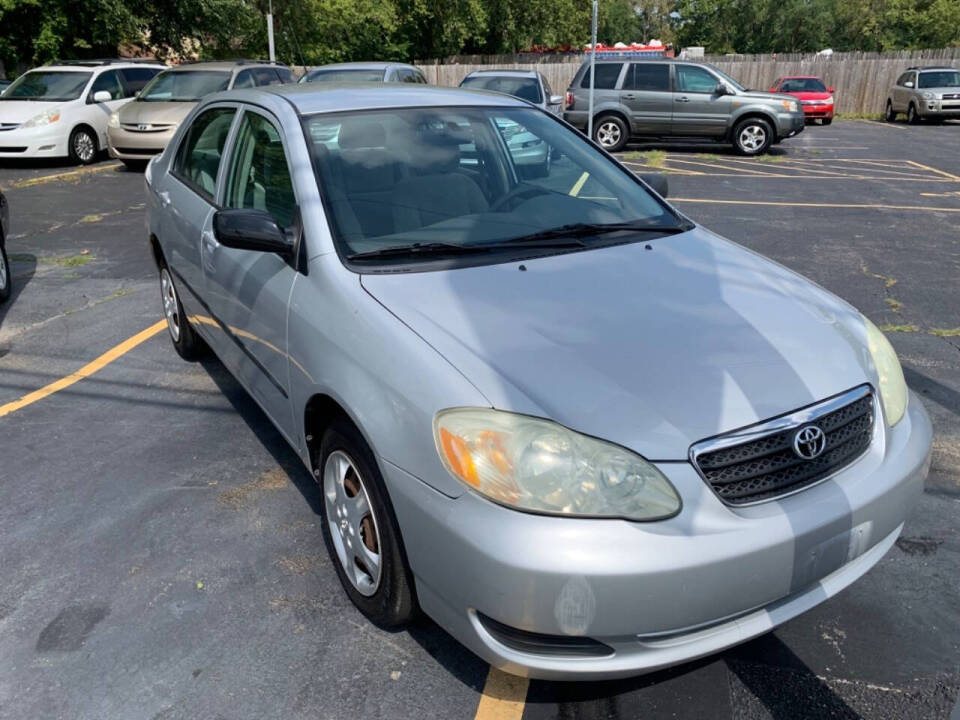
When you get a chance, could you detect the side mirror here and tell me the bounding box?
[639,172,668,198]
[714,83,729,96]
[549,94,563,106]
[827,86,835,93]
[213,209,295,256]
[92,90,113,103]
[904,81,914,88]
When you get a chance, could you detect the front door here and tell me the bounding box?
[620,62,672,134]
[671,64,732,136]
[201,107,299,440]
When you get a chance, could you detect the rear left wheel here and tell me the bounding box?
[318,418,416,628]
[0,240,10,304]
[592,115,629,153]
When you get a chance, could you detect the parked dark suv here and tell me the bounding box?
[564,58,805,155]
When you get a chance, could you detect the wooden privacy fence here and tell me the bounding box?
[417,48,960,115]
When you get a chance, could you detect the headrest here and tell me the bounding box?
[339,120,386,150]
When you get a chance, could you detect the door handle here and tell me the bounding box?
[158,190,171,208]
[622,93,636,99]
[675,96,690,103]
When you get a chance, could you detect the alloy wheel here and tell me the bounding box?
[739,124,766,153]
[0,250,7,292]
[74,131,95,163]
[323,450,382,597]
[596,121,621,148]
[160,268,181,342]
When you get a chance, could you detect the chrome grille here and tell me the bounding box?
[690,386,874,505]
[0,123,20,132]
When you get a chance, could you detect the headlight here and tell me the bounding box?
[21,108,61,128]
[434,408,681,520]
[863,316,907,426]
[780,100,799,112]
[922,91,935,100]
[825,95,834,104]
[108,112,120,128]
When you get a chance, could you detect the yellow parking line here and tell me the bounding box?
[0,320,166,418]
[569,171,590,196]
[906,159,960,182]
[7,162,122,190]
[474,667,528,720]
[671,197,960,212]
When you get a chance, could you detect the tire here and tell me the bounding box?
[821,117,833,126]
[885,100,897,122]
[159,264,205,360]
[318,418,416,628]
[592,114,629,153]
[68,126,98,165]
[907,103,920,125]
[121,159,148,172]
[0,240,10,304]
[732,117,774,155]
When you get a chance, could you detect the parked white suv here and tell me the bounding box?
[0,60,164,164]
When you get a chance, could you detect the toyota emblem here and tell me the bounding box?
[793,425,826,460]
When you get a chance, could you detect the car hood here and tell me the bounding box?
[0,100,65,123]
[361,228,874,460]
[923,86,960,95]
[739,90,796,103]
[118,100,196,125]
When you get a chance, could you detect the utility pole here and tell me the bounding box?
[587,0,598,141]
[267,0,276,62]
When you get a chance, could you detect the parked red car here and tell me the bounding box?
[769,76,834,124]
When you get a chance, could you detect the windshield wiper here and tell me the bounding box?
[347,238,585,261]
[505,221,689,244]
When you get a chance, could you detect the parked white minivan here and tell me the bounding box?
[0,60,164,164]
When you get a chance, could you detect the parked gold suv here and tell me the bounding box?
[107,60,294,168]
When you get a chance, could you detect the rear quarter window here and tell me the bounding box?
[580,63,624,90]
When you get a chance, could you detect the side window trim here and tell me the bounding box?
[170,103,241,206]
[218,105,299,225]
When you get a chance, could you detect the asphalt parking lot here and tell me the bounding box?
[1,119,958,720]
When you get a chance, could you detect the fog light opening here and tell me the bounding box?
[477,612,615,658]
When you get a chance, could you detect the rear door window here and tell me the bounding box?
[233,69,255,89]
[624,63,670,91]
[173,107,237,201]
[580,63,624,90]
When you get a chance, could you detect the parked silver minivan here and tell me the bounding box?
[564,58,806,154]
[146,83,930,680]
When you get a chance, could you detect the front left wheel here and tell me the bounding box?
[318,418,417,628]
[732,117,773,155]
[68,127,98,165]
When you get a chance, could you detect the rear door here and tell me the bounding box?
[620,62,672,134]
[671,64,731,136]
[163,105,238,328]
[201,106,299,439]
[893,71,914,111]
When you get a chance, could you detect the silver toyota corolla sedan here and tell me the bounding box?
[145,84,932,680]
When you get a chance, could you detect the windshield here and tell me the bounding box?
[304,107,684,268]
[460,76,542,104]
[302,69,385,83]
[139,70,230,101]
[780,78,827,93]
[1,71,92,101]
[918,71,960,88]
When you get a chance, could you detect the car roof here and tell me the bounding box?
[309,62,414,71]
[171,61,280,72]
[39,63,164,72]
[206,83,530,115]
[464,69,540,79]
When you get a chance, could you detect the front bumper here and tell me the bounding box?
[919,102,960,119]
[802,103,834,119]
[386,390,931,680]
[775,111,806,138]
[107,125,176,160]
[0,124,68,158]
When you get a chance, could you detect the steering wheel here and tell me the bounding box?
[490,184,550,213]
